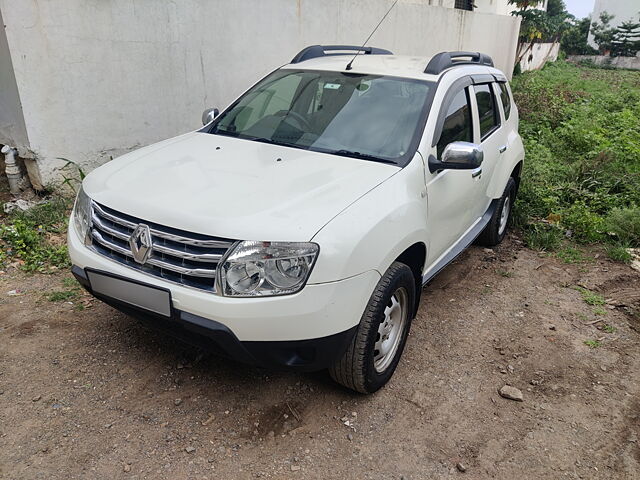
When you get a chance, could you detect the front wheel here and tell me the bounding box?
[329,262,415,394]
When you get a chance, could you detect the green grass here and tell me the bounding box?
[523,224,563,251]
[511,62,640,254]
[584,339,602,348]
[0,197,71,272]
[556,246,591,264]
[602,324,616,334]
[46,289,80,302]
[574,286,606,306]
[606,245,632,263]
[498,270,514,278]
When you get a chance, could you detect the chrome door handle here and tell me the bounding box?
[499,145,508,153]
[471,168,482,178]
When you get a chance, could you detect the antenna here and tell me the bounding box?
[345,0,399,71]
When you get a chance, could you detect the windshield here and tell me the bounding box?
[207,70,433,165]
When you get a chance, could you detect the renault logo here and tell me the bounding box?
[129,224,152,264]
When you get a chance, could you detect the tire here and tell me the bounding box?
[476,177,516,247]
[329,262,415,394]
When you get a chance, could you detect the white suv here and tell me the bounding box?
[68,46,524,393]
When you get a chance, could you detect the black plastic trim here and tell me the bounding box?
[291,45,393,64]
[425,51,494,75]
[72,267,357,372]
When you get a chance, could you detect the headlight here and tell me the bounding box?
[217,241,319,297]
[73,186,92,245]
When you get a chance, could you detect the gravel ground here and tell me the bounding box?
[1,236,639,479]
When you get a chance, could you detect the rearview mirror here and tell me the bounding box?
[428,142,483,173]
[202,107,220,125]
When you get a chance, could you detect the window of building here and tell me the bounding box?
[454,0,474,11]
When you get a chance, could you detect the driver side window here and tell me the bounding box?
[437,88,473,158]
[234,74,302,131]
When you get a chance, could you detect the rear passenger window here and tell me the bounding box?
[496,82,512,120]
[474,84,500,139]
[437,88,473,158]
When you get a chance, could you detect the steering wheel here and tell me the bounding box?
[275,110,311,131]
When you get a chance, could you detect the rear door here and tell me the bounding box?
[469,82,506,218]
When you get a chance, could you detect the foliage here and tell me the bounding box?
[0,197,71,272]
[523,223,563,251]
[612,19,640,57]
[561,17,598,55]
[508,0,545,11]
[511,61,640,250]
[606,245,632,264]
[584,339,601,348]
[605,207,640,246]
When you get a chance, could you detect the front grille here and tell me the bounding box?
[88,201,236,291]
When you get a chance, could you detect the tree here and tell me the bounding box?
[561,17,598,55]
[591,12,617,54]
[612,19,640,57]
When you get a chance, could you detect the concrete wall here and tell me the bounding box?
[0,0,521,183]
[589,0,640,48]
[0,7,28,150]
[519,42,560,71]
[568,54,640,70]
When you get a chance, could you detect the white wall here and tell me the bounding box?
[519,42,560,71]
[589,0,640,48]
[568,54,640,70]
[0,0,520,183]
[0,7,28,150]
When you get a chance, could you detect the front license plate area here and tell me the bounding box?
[86,270,172,317]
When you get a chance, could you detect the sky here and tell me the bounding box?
[563,0,596,19]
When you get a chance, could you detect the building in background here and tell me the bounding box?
[0,0,521,187]
[588,0,640,48]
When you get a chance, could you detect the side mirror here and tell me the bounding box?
[428,142,483,173]
[202,107,220,125]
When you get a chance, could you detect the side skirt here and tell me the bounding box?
[422,199,498,286]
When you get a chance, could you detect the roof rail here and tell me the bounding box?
[424,51,494,75]
[291,45,393,64]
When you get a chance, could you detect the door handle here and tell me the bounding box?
[471,168,482,178]
[499,145,508,153]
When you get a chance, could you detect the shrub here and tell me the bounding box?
[606,207,640,247]
[511,61,640,248]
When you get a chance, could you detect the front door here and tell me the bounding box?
[425,84,482,265]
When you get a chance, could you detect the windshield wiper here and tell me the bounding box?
[332,150,397,165]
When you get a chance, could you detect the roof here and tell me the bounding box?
[281,53,501,82]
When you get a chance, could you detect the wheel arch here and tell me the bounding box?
[395,242,426,317]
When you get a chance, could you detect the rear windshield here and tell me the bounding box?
[207,69,433,165]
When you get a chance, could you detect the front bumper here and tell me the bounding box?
[68,221,380,368]
[72,266,357,371]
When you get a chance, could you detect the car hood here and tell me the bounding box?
[83,132,398,241]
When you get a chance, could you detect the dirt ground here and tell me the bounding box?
[1,236,639,480]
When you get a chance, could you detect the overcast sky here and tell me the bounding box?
[563,0,595,19]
